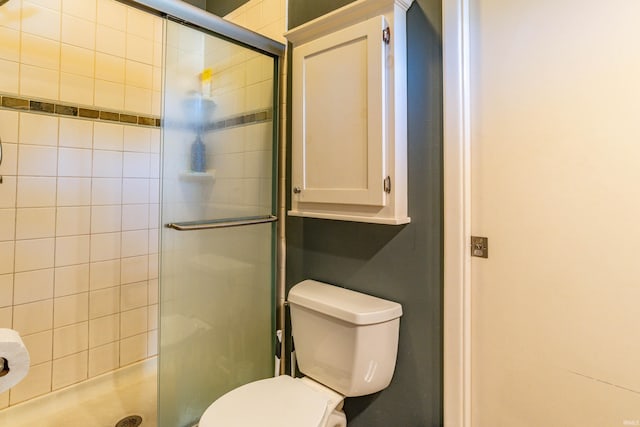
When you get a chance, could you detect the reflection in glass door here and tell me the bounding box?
[159,18,278,427]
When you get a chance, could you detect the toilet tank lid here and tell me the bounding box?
[288,280,403,325]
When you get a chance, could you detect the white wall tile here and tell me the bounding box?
[122,204,149,231]
[14,268,54,304]
[27,0,61,11]
[0,274,13,308]
[17,177,57,207]
[147,304,157,330]
[60,44,95,78]
[59,118,93,149]
[0,210,16,242]
[120,306,147,338]
[0,27,20,62]
[119,333,146,366]
[211,153,244,178]
[94,79,125,110]
[0,59,19,93]
[91,178,121,205]
[18,145,58,176]
[148,204,159,228]
[62,0,96,21]
[89,259,120,290]
[92,150,123,178]
[246,80,273,111]
[58,148,93,177]
[244,150,272,178]
[9,362,52,405]
[53,292,88,327]
[125,60,153,90]
[20,64,59,100]
[96,25,126,57]
[22,330,53,365]
[149,153,160,178]
[21,2,61,40]
[19,113,59,147]
[52,350,87,390]
[121,281,147,311]
[96,0,126,31]
[54,263,90,297]
[20,33,60,69]
[14,238,55,272]
[93,122,124,151]
[0,242,15,275]
[91,205,121,234]
[15,207,56,240]
[89,313,119,348]
[0,177,17,209]
[60,72,95,105]
[88,341,118,377]
[148,253,158,279]
[124,86,152,115]
[90,232,120,262]
[61,14,95,50]
[123,152,150,178]
[121,255,147,285]
[89,286,119,319]
[57,177,91,206]
[148,229,159,254]
[95,52,125,83]
[121,229,148,258]
[123,126,151,153]
[0,306,12,328]
[53,322,88,359]
[148,278,158,305]
[0,110,19,143]
[56,206,91,236]
[55,235,90,267]
[148,179,159,204]
[147,329,157,357]
[122,178,149,204]
[126,34,153,65]
[126,7,155,40]
[13,299,53,335]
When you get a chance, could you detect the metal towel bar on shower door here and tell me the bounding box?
[165,215,278,231]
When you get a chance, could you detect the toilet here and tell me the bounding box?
[199,279,403,427]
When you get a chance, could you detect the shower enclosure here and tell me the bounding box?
[159,14,280,427]
[0,0,283,425]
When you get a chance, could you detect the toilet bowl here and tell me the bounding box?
[198,280,402,427]
[199,375,346,427]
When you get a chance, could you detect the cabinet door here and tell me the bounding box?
[292,15,387,207]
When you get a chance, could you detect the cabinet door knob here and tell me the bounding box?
[293,187,302,194]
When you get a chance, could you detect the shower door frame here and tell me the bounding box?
[120,0,287,423]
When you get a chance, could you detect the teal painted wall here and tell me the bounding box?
[286,1,444,425]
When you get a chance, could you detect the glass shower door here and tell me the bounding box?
[159,19,277,427]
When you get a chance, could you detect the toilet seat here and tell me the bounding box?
[199,375,339,427]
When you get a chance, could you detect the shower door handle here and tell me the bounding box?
[165,215,278,231]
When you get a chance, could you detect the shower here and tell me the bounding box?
[0,0,284,426]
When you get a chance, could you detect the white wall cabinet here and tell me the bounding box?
[286,0,414,225]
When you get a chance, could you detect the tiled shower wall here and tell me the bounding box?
[0,0,162,408]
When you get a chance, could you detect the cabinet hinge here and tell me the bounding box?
[384,176,391,193]
[382,27,391,44]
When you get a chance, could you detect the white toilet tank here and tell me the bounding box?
[288,280,403,397]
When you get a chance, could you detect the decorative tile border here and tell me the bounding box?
[0,93,273,132]
[0,94,161,127]
[205,108,273,131]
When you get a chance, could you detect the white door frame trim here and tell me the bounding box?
[442,0,472,426]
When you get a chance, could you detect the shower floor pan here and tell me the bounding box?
[0,358,157,427]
